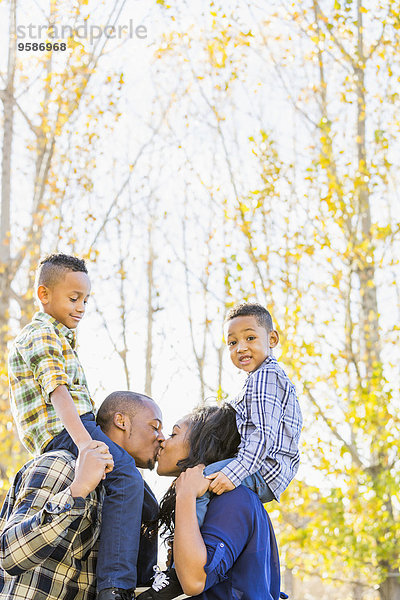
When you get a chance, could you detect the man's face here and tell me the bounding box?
[39,271,91,329]
[225,315,278,373]
[125,401,164,469]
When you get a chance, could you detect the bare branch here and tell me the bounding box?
[89,96,175,250]
[313,0,357,68]
[92,296,129,388]
[304,383,363,468]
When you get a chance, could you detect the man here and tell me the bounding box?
[0,391,164,600]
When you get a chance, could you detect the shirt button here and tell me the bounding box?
[220,543,224,548]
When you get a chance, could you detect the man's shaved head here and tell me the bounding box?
[96,391,154,434]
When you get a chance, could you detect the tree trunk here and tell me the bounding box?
[145,221,154,397]
[355,9,396,600]
[283,567,294,598]
[379,576,400,600]
[0,0,17,351]
[355,1,380,380]
[352,582,364,600]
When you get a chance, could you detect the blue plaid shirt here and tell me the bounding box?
[221,356,302,500]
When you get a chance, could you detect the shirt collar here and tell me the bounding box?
[247,354,275,377]
[33,311,77,348]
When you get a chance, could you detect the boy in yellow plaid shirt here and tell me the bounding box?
[8,253,159,600]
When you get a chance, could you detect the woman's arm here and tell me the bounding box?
[174,465,210,596]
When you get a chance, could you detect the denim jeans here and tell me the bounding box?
[44,412,144,592]
[137,482,158,587]
[196,458,275,528]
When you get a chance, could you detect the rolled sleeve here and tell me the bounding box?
[17,327,69,401]
[203,541,230,588]
[42,488,87,523]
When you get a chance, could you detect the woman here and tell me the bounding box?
[138,405,284,600]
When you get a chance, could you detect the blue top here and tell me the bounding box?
[192,485,282,600]
[221,356,303,500]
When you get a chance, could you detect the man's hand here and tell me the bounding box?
[175,465,210,499]
[206,471,235,495]
[70,441,114,498]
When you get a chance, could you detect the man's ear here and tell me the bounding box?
[269,329,279,348]
[113,412,128,431]
[37,285,50,305]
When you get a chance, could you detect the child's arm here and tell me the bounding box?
[50,385,92,450]
[206,471,235,495]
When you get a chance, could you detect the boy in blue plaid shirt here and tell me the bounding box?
[140,302,302,600]
[8,254,163,600]
[203,302,302,508]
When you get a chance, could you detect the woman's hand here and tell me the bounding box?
[175,464,210,499]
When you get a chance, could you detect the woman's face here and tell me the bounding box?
[157,417,191,477]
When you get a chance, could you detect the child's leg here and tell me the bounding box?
[201,455,275,505]
[195,491,211,529]
[92,430,144,592]
[198,458,233,527]
[44,413,144,593]
[241,470,275,503]
[43,412,96,457]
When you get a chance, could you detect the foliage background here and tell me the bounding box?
[1,1,399,599]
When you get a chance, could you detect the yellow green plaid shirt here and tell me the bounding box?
[8,311,96,455]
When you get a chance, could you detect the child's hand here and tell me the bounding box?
[206,471,235,495]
